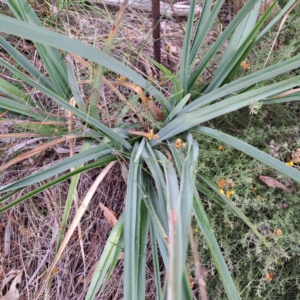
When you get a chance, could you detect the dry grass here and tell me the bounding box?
[0,163,127,299]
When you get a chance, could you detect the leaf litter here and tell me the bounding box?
[259,175,292,193]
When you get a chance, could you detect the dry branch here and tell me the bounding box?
[91,0,202,17]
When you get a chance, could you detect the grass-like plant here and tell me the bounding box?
[0,0,300,299]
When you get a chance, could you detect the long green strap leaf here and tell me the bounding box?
[193,126,300,183]
[144,180,169,266]
[193,190,240,300]
[66,58,87,112]
[0,36,55,91]
[205,0,277,93]
[189,0,224,67]
[137,199,148,300]
[141,176,168,247]
[181,54,300,114]
[0,58,132,150]
[56,141,93,251]
[124,142,141,300]
[212,0,261,76]
[85,215,124,300]
[0,144,113,193]
[0,15,172,113]
[6,0,70,97]
[187,0,259,91]
[150,221,162,300]
[151,76,300,145]
[156,151,183,300]
[0,155,117,213]
[0,96,59,121]
[179,0,196,96]
[197,173,269,247]
[143,143,168,231]
[171,134,199,255]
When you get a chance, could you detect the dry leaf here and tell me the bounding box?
[165,42,177,55]
[175,138,183,149]
[218,178,225,188]
[226,179,235,188]
[0,270,23,300]
[120,163,128,182]
[49,4,58,14]
[259,176,292,193]
[273,228,282,237]
[264,272,274,282]
[218,178,234,189]
[99,202,118,228]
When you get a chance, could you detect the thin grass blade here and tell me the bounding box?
[145,55,181,106]
[35,162,117,298]
[256,0,298,43]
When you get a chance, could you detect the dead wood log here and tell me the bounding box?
[90,0,202,18]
